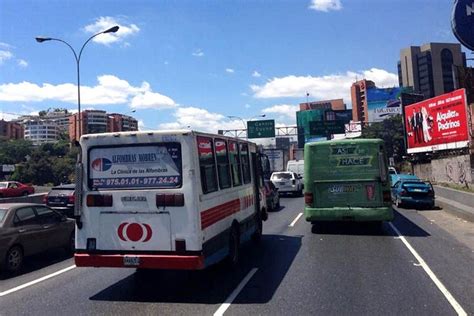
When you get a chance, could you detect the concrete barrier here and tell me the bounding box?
[434,185,474,222]
[0,193,47,204]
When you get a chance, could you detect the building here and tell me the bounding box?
[0,120,24,140]
[350,80,376,122]
[44,110,72,133]
[21,117,60,144]
[398,43,466,99]
[299,99,346,111]
[107,113,139,132]
[69,110,139,141]
[69,110,108,142]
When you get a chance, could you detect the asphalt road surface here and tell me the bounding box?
[1,197,473,315]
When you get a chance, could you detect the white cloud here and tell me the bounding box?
[309,0,342,12]
[0,50,13,64]
[0,74,176,110]
[130,91,176,109]
[0,111,19,121]
[244,104,251,109]
[262,104,299,119]
[192,49,204,57]
[158,107,226,132]
[252,71,261,78]
[251,68,398,103]
[0,42,13,49]
[17,59,28,68]
[84,16,140,45]
[226,68,235,74]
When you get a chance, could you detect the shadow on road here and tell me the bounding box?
[0,249,72,280]
[89,234,302,304]
[269,205,285,213]
[310,210,430,237]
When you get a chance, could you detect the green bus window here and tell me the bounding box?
[197,136,218,194]
[215,139,232,189]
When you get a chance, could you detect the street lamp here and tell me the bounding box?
[35,25,120,141]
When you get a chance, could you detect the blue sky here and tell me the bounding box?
[0,0,470,132]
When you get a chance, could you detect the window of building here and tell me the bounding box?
[215,139,232,189]
[441,48,455,92]
[197,136,218,194]
[229,141,242,186]
[325,111,336,121]
[240,143,251,184]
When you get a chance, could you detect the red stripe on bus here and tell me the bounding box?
[201,195,253,230]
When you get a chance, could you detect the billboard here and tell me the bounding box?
[405,89,470,154]
[367,87,405,122]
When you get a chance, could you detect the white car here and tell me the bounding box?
[270,171,303,197]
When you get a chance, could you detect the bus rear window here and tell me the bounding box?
[88,143,182,189]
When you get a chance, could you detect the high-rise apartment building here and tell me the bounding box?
[21,117,60,144]
[350,79,376,123]
[108,113,139,132]
[69,110,139,141]
[0,120,24,140]
[398,43,466,99]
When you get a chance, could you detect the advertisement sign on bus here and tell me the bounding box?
[404,89,469,154]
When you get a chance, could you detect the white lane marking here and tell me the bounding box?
[213,267,258,316]
[0,265,76,297]
[388,223,467,316]
[289,212,303,227]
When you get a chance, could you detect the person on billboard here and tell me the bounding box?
[415,109,424,143]
[408,112,417,143]
[421,106,432,143]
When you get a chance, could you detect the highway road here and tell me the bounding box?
[1,197,473,315]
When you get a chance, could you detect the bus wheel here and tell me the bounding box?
[252,212,263,243]
[227,226,240,266]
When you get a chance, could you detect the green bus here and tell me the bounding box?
[304,138,393,223]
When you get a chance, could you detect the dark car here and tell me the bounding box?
[0,203,75,273]
[0,181,35,198]
[264,180,280,211]
[44,184,75,217]
[391,179,435,209]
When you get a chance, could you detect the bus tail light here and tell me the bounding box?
[86,194,113,207]
[304,192,313,206]
[156,193,185,207]
[383,191,391,202]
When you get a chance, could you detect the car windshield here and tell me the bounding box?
[272,173,292,180]
[0,182,7,188]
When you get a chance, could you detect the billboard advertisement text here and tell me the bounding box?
[405,89,469,153]
[367,87,404,122]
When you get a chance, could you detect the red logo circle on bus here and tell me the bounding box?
[118,222,152,242]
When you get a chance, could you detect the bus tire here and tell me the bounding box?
[252,212,263,243]
[227,225,240,266]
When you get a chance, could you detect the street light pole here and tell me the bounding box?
[36,25,119,141]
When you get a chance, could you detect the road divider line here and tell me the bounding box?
[0,265,76,297]
[388,223,467,316]
[213,267,258,316]
[289,212,303,227]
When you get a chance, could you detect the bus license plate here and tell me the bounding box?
[123,256,140,266]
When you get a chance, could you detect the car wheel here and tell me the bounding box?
[5,245,23,273]
[227,225,240,266]
[22,191,29,196]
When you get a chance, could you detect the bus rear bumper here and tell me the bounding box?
[304,206,394,222]
[74,253,206,270]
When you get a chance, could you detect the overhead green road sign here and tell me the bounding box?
[247,119,275,138]
[309,120,345,137]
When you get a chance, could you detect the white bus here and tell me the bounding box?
[73,130,268,270]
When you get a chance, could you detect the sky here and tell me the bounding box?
[0,0,471,134]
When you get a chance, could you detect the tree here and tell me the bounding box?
[361,115,406,163]
[0,139,33,164]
